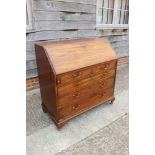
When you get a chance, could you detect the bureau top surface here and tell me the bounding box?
[36,38,117,75]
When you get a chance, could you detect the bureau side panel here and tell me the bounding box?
[35,45,57,117]
[113,59,118,95]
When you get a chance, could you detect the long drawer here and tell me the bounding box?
[58,87,114,119]
[56,60,116,86]
[57,77,115,109]
[57,69,116,97]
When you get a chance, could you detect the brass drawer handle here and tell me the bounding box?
[100,82,106,88]
[90,72,94,77]
[90,69,94,77]
[101,64,109,70]
[73,104,80,110]
[73,92,80,98]
[100,73,108,79]
[98,92,106,98]
[57,79,61,84]
[72,72,82,78]
[102,73,107,76]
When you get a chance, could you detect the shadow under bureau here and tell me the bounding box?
[35,38,117,129]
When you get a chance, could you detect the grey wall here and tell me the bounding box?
[26,0,129,79]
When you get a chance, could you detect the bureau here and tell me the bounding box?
[35,38,117,129]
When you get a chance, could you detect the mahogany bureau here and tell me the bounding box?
[35,38,117,129]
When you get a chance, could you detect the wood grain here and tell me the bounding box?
[34,11,96,21]
[57,77,115,109]
[36,38,117,74]
[35,21,96,31]
[27,36,128,78]
[35,38,117,128]
[33,1,96,13]
[26,0,129,80]
[58,87,114,119]
[57,69,116,97]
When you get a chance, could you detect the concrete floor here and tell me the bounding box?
[56,113,128,155]
[26,63,129,155]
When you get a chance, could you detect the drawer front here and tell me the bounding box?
[94,60,117,74]
[57,77,115,109]
[56,60,117,86]
[57,67,93,86]
[57,69,116,97]
[58,87,114,119]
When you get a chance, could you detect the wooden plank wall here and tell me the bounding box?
[26,0,129,79]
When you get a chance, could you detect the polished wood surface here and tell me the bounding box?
[57,69,116,97]
[36,38,117,74]
[58,87,114,119]
[57,77,115,109]
[35,38,117,129]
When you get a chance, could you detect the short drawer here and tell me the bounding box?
[58,87,114,119]
[57,69,115,97]
[56,67,93,86]
[57,77,115,109]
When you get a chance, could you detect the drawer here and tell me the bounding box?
[92,69,116,81]
[58,87,114,119]
[94,60,117,74]
[57,77,115,109]
[57,69,116,97]
[56,60,117,86]
[56,67,93,86]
